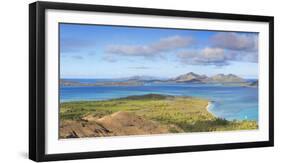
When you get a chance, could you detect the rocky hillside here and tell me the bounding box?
[208,74,245,83]
[60,72,253,87]
[174,72,208,83]
[173,72,245,83]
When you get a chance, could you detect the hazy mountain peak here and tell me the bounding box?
[175,72,207,82]
[185,72,198,76]
[210,73,244,83]
[173,72,245,83]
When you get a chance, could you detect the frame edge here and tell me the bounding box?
[268,16,274,146]
[29,1,47,162]
[29,1,274,161]
[29,2,38,162]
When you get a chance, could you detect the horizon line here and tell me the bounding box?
[61,72,258,79]
[60,73,258,80]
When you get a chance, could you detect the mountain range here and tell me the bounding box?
[172,72,245,83]
[61,72,257,87]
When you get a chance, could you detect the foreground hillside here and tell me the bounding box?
[59,94,258,138]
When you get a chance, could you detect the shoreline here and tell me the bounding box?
[206,101,217,118]
[60,94,255,123]
[60,94,258,138]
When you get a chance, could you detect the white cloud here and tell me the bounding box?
[177,48,233,66]
[129,66,150,69]
[103,33,258,66]
[106,35,193,57]
[210,32,258,52]
[177,46,258,66]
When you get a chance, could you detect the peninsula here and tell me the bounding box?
[60,94,258,138]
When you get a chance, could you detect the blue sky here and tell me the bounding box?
[60,23,258,79]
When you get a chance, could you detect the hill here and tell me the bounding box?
[60,94,257,138]
[173,72,245,83]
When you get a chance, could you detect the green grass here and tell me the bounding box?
[60,94,258,132]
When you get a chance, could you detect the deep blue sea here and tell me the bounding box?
[60,79,258,121]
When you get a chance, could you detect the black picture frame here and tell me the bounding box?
[29,1,274,162]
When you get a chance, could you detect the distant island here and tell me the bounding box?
[60,80,144,87]
[60,72,258,87]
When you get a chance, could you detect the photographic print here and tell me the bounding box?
[29,2,273,161]
[59,24,259,139]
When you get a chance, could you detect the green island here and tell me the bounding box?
[59,94,258,138]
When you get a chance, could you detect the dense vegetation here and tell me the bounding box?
[60,94,258,134]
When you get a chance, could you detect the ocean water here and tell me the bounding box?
[60,79,258,121]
